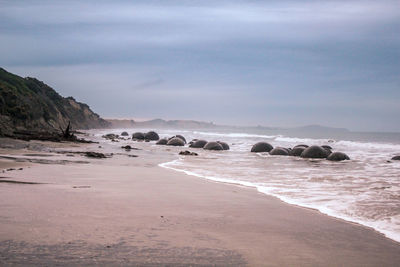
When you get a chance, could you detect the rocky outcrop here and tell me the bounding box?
[0,67,110,136]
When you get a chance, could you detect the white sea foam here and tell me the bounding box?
[159,159,400,243]
[156,128,400,244]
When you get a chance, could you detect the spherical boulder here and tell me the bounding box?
[289,146,306,157]
[166,137,185,146]
[294,144,309,149]
[132,132,145,140]
[251,142,273,153]
[169,135,186,144]
[145,131,160,141]
[121,131,129,136]
[204,142,224,151]
[269,147,289,156]
[327,152,350,161]
[189,140,207,148]
[391,155,400,160]
[301,145,329,159]
[156,138,168,145]
[217,141,230,150]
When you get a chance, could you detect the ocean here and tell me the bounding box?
[91,128,400,243]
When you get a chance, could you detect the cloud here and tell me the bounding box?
[1,0,399,131]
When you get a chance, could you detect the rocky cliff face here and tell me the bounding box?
[0,67,110,135]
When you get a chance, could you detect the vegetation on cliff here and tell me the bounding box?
[0,67,109,136]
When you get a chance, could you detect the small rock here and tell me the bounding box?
[84,152,107,158]
[121,145,132,150]
[179,150,198,156]
[121,131,129,136]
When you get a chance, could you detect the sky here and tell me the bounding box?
[1,0,399,132]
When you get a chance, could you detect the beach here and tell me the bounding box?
[0,135,399,266]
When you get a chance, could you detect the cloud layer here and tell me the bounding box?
[1,0,399,131]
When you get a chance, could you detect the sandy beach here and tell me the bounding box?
[0,137,400,266]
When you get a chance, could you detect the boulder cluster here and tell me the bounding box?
[250,142,350,161]
[102,130,357,162]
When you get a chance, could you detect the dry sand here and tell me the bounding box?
[0,137,400,266]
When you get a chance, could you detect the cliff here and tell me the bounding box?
[0,67,110,136]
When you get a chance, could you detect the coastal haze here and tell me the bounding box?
[1,0,400,266]
[1,0,400,131]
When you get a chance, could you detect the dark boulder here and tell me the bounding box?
[251,142,273,153]
[179,150,198,156]
[269,147,289,156]
[167,137,185,146]
[156,139,168,145]
[85,152,106,158]
[327,152,350,161]
[204,142,224,151]
[301,145,329,159]
[217,141,230,150]
[289,146,306,157]
[169,135,186,144]
[294,144,309,148]
[132,132,145,140]
[103,133,118,140]
[121,145,132,150]
[121,131,129,136]
[391,156,400,160]
[189,139,207,148]
[144,131,160,141]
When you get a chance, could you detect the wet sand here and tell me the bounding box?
[0,138,400,266]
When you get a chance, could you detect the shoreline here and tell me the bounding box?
[160,159,400,245]
[1,137,400,265]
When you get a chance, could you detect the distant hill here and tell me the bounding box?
[0,67,110,136]
[291,124,349,133]
[107,118,216,129]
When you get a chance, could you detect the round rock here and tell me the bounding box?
[166,137,185,146]
[121,131,129,136]
[301,145,329,159]
[269,147,289,156]
[145,131,160,141]
[293,144,309,149]
[204,142,224,151]
[156,139,168,145]
[251,142,273,153]
[217,141,230,150]
[132,132,145,140]
[327,152,350,161]
[189,140,208,148]
[289,146,306,157]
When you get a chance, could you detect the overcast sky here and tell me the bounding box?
[1,0,399,131]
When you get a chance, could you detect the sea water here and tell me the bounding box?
[92,128,400,243]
